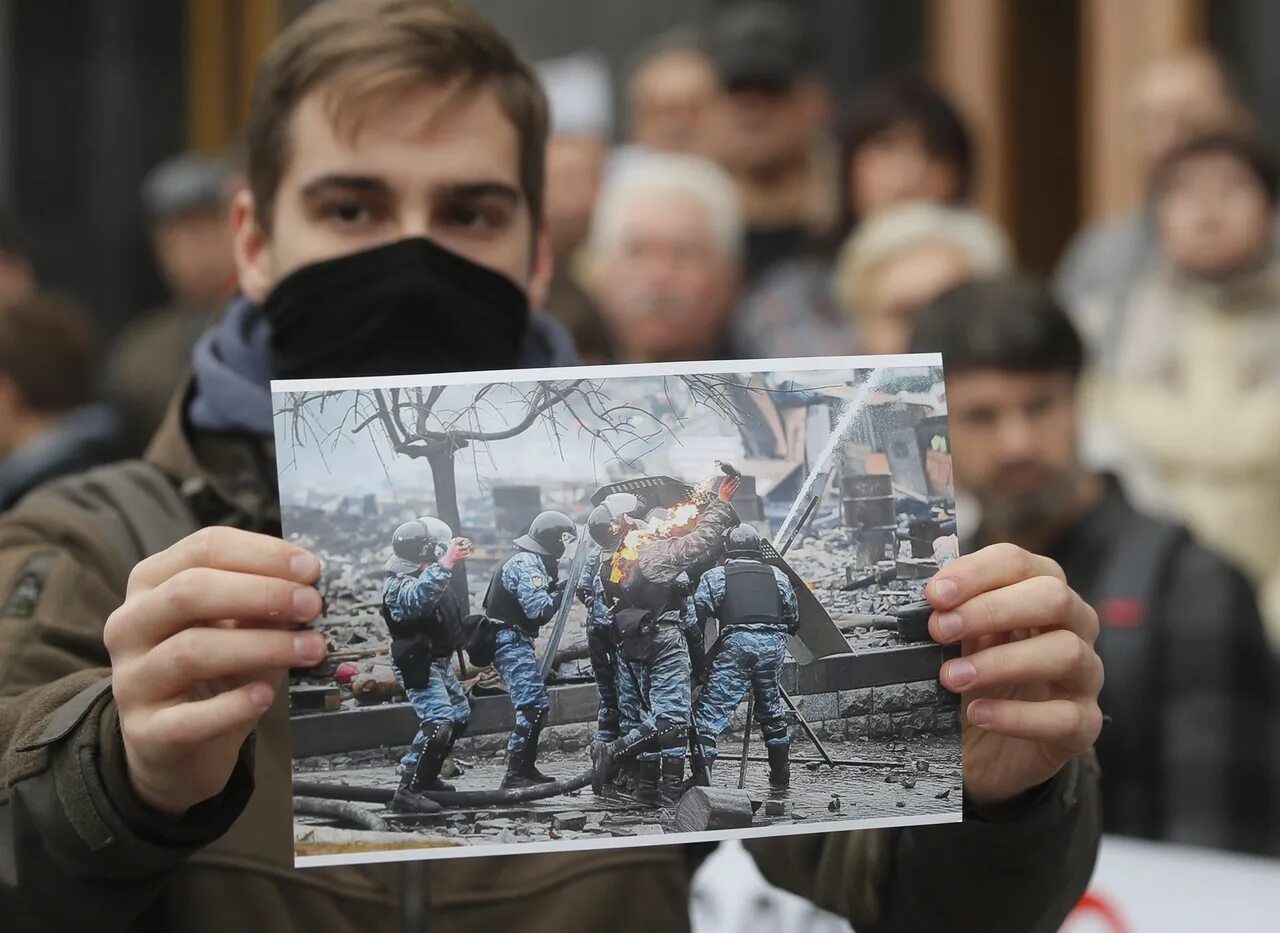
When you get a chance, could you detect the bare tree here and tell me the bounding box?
[277,374,772,596]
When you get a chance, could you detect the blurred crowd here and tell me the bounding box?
[0,0,1276,857]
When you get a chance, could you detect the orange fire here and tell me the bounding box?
[609,501,701,582]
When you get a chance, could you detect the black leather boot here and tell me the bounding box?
[430,720,468,792]
[767,741,791,792]
[389,723,449,813]
[659,755,686,805]
[632,758,663,807]
[521,715,556,785]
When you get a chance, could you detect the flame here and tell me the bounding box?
[609,501,701,582]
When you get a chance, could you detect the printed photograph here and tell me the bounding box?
[272,356,963,866]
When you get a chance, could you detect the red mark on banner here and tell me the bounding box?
[1063,891,1130,933]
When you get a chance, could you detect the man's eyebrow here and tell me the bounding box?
[438,181,521,204]
[298,174,392,199]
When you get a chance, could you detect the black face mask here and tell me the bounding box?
[261,237,530,380]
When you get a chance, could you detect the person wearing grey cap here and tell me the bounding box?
[107,152,238,451]
[700,0,838,285]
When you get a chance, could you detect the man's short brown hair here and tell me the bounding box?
[246,0,549,233]
[0,292,99,413]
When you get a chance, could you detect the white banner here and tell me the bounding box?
[1063,836,1279,932]
[692,837,1280,932]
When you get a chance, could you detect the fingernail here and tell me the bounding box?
[248,683,274,708]
[931,578,959,603]
[970,702,993,727]
[947,658,976,688]
[294,633,325,662]
[936,611,963,641]
[293,587,319,620]
[291,552,319,580]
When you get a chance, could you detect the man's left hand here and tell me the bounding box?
[927,543,1103,805]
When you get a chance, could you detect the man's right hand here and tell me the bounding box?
[103,527,326,818]
[440,537,471,570]
[717,476,742,502]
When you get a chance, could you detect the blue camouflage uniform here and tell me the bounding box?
[622,600,699,762]
[604,499,737,764]
[583,560,642,743]
[488,550,557,758]
[382,561,470,772]
[692,559,799,764]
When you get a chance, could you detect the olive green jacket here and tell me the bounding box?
[0,394,1101,932]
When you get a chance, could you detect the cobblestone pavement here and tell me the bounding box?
[294,735,963,850]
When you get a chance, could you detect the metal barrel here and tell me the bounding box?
[840,473,895,529]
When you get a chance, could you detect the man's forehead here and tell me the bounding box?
[952,368,1063,395]
[283,82,521,189]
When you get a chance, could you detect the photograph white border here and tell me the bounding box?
[296,809,963,868]
[279,350,960,867]
[271,352,944,394]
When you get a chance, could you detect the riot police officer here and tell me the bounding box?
[483,510,576,789]
[692,524,799,791]
[587,478,740,806]
[381,516,472,813]
[581,498,646,793]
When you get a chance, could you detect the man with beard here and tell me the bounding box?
[911,276,1279,855]
[0,3,1106,931]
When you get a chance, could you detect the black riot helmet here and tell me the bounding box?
[391,516,453,562]
[724,524,763,559]
[515,510,577,558]
[588,492,640,550]
[588,503,621,550]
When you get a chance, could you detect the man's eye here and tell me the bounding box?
[323,201,374,225]
[442,202,508,232]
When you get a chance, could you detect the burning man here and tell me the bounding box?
[481,510,577,789]
[381,517,472,813]
[586,475,741,806]
[691,524,799,791]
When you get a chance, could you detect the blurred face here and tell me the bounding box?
[0,253,34,312]
[593,194,739,362]
[858,241,972,355]
[1132,53,1236,172]
[947,369,1082,534]
[152,208,236,310]
[704,79,827,173]
[849,123,961,217]
[1157,151,1272,277]
[0,374,21,457]
[630,50,716,153]
[544,134,608,260]
[232,82,543,305]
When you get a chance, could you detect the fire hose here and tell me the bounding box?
[294,767,596,808]
[294,796,392,831]
[293,728,654,808]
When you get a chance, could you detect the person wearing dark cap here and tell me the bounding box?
[910,275,1279,855]
[0,292,124,510]
[106,152,239,451]
[700,0,837,285]
[732,74,976,359]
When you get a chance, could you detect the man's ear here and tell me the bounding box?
[528,225,554,310]
[230,188,274,304]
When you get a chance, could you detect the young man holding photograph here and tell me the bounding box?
[0,2,1103,931]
